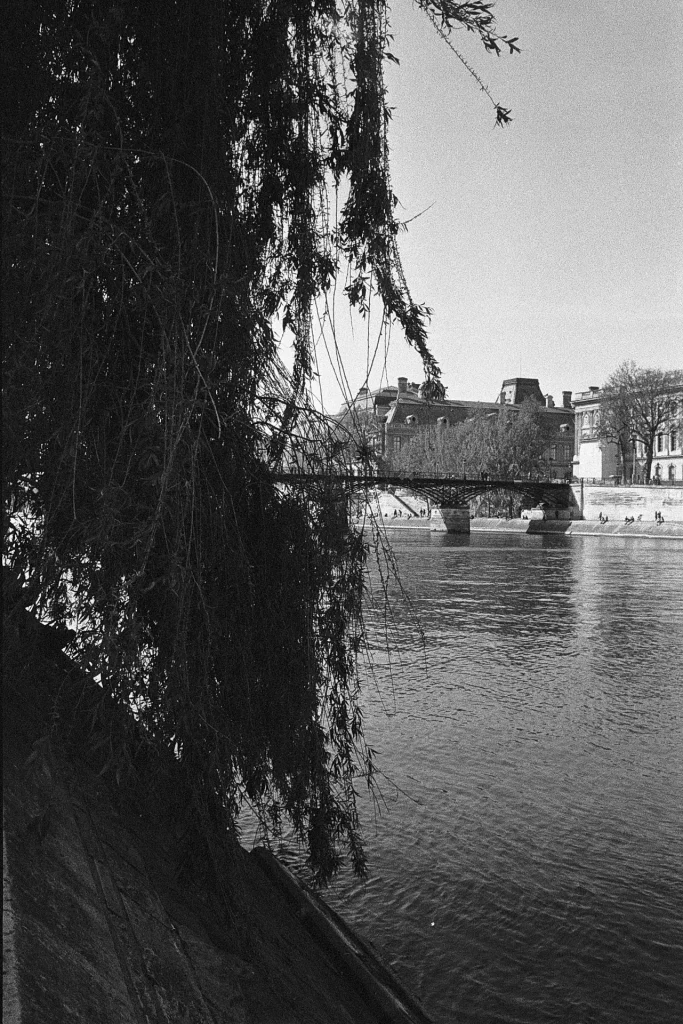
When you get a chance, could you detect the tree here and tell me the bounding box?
[598,362,683,483]
[595,377,635,480]
[467,401,550,479]
[389,422,461,476]
[2,0,516,884]
[391,400,551,479]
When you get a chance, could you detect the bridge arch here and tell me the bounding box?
[276,473,575,513]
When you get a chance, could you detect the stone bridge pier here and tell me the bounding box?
[430,507,470,534]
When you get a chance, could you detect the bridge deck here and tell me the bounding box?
[274,474,574,508]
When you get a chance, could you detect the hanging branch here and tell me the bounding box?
[3,0,518,887]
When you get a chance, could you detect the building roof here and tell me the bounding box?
[340,377,575,422]
[499,378,546,405]
[385,395,500,429]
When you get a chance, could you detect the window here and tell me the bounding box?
[657,434,664,453]
[550,445,557,461]
[668,464,676,482]
[671,429,679,451]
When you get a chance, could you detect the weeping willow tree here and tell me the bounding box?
[2,1,516,883]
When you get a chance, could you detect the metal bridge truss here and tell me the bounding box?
[275,474,574,510]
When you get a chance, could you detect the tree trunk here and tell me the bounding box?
[644,448,654,483]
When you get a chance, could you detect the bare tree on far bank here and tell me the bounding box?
[598,362,683,483]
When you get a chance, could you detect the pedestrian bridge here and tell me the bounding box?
[275,473,575,510]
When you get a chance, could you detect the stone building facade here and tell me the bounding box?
[339,376,575,479]
[573,384,683,483]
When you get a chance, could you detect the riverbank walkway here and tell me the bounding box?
[373,516,683,540]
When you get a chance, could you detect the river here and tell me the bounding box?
[320,532,683,1023]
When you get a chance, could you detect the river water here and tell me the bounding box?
[320,532,683,1023]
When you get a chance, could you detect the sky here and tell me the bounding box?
[302,0,683,412]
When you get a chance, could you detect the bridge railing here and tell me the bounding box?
[276,472,571,487]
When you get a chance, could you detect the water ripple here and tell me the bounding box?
[328,534,683,1024]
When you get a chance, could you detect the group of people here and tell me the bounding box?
[386,507,429,519]
[620,512,664,525]
[601,511,666,526]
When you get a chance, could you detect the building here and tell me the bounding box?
[338,376,575,479]
[573,383,683,483]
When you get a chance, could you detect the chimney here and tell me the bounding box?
[545,394,555,408]
[397,377,408,395]
[562,391,572,408]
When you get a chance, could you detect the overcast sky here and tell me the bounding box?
[305,0,683,411]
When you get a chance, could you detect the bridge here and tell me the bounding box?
[274,473,574,511]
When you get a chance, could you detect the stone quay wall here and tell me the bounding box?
[470,518,683,540]
[571,483,683,523]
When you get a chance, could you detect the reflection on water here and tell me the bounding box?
[325,533,683,1024]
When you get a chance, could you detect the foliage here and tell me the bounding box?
[2,0,515,884]
[598,361,683,483]
[419,379,447,401]
[415,1,519,125]
[390,400,551,479]
[333,407,384,472]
